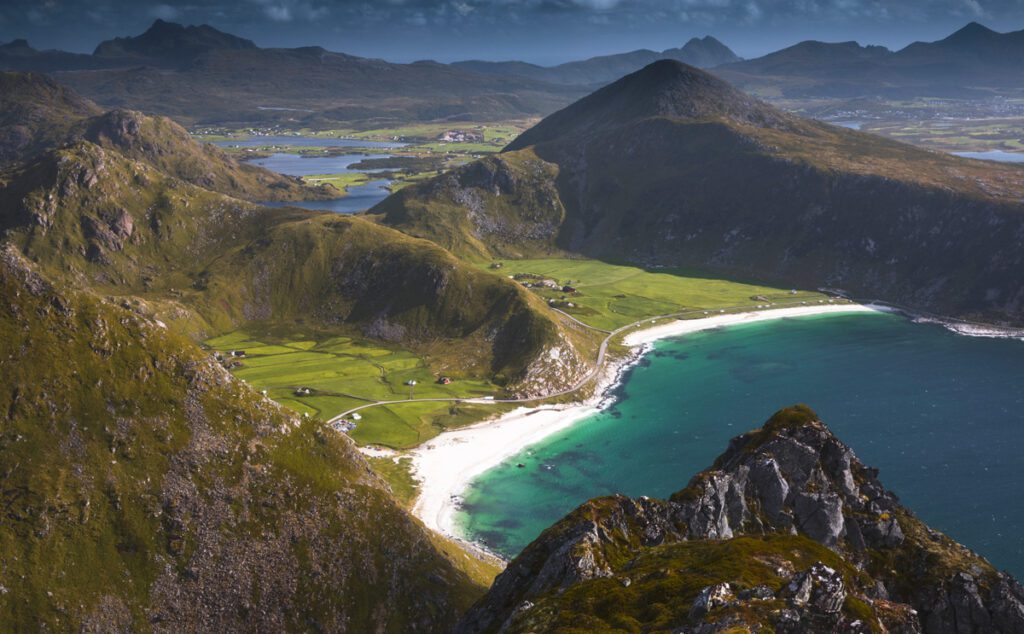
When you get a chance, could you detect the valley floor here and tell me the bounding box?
[407,303,884,550]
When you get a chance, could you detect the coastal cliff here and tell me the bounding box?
[456,405,1024,633]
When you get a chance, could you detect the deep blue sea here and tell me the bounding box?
[459,312,1024,576]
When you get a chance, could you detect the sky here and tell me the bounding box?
[2,0,1024,65]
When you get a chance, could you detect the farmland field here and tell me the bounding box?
[483,258,827,331]
[204,329,506,447]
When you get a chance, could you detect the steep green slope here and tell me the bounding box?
[379,60,1024,325]
[0,245,485,631]
[458,406,1024,633]
[0,140,592,395]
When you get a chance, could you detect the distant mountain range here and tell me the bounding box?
[0,20,583,126]
[452,36,740,86]
[3,20,1023,126]
[718,21,1024,98]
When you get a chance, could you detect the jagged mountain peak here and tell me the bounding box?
[506,59,789,150]
[675,35,741,65]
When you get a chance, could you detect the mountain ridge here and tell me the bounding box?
[93,19,257,66]
[456,405,1024,633]
[452,35,741,86]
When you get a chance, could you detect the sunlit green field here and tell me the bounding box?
[205,261,828,448]
[204,330,503,448]
[483,258,827,331]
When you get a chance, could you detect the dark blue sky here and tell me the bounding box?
[2,0,1023,64]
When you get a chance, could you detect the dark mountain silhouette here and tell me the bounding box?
[453,35,741,86]
[719,22,1024,98]
[92,19,258,67]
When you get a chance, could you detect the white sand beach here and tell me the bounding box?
[409,302,883,543]
[622,303,881,346]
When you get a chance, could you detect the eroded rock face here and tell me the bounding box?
[672,410,904,556]
[456,406,1024,634]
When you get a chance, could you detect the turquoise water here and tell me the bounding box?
[459,312,1024,576]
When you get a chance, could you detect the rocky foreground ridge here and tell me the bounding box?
[457,405,1024,633]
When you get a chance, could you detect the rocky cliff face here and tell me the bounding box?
[457,405,1024,633]
[376,149,567,261]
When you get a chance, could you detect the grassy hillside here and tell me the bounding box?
[0,245,488,631]
[0,138,594,397]
[379,60,1024,326]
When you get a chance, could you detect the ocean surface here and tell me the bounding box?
[458,312,1024,577]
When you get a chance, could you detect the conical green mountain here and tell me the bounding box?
[378,59,1024,325]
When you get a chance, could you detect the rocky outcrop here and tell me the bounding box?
[456,405,1024,633]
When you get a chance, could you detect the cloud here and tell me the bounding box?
[264,4,292,21]
[150,4,180,20]
[571,0,621,9]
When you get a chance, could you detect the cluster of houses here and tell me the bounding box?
[213,349,247,369]
[436,129,484,143]
[330,413,360,434]
[512,274,577,294]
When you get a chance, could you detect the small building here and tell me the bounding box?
[437,376,453,385]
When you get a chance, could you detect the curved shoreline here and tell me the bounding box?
[408,303,884,551]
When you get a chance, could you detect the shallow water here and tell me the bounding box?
[245,150,395,213]
[459,312,1024,576]
[248,152,390,177]
[262,179,394,214]
[953,150,1024,163]
[211,136,407,149]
